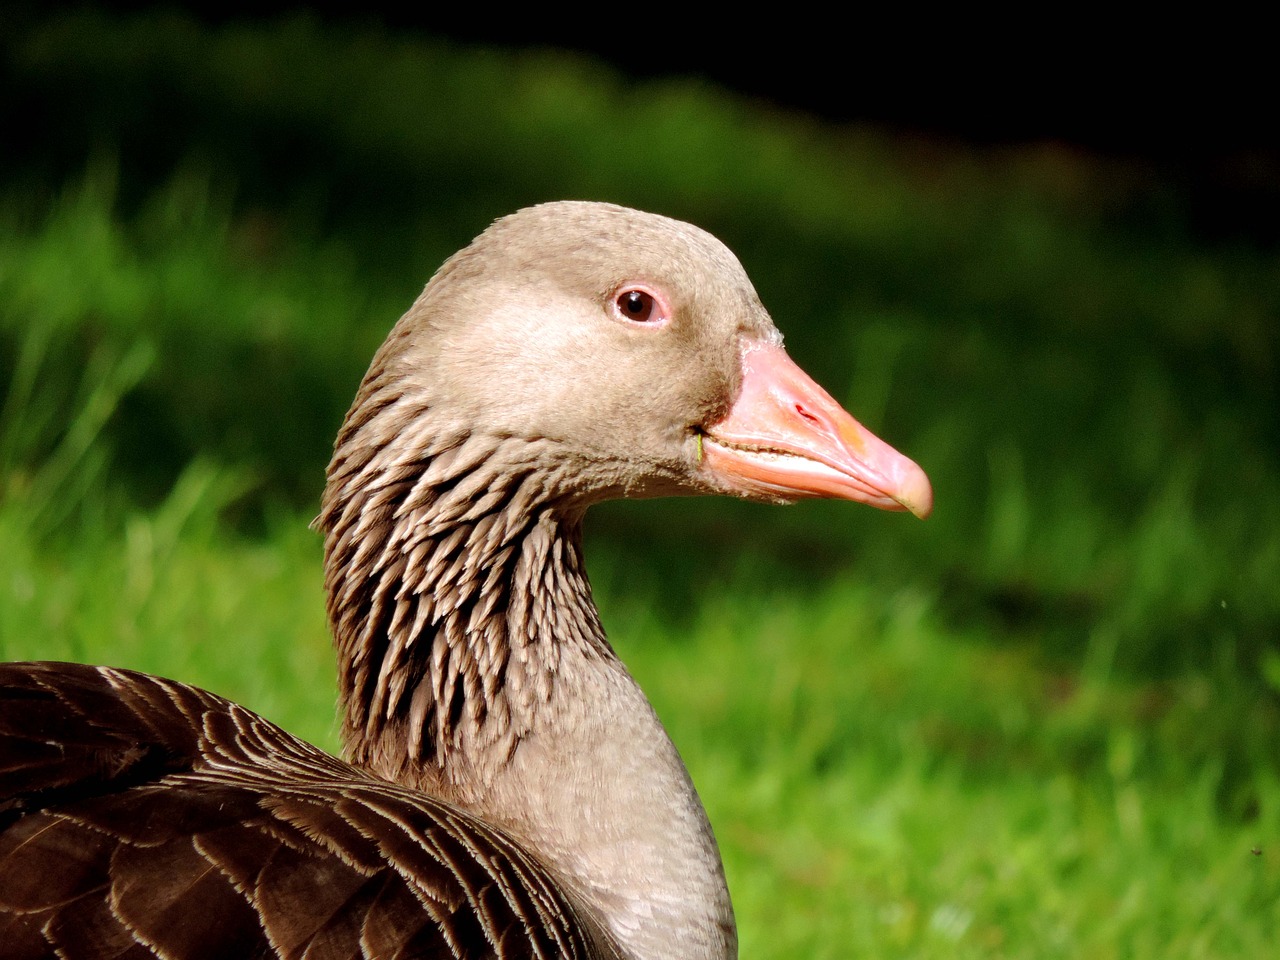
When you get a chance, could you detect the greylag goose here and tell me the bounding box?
[0,202,931,960]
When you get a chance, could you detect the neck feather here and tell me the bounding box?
[321,404,611,784]
[318,393,736,960]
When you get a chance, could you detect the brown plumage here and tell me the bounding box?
[0,202,931,959]
[0,663,613,959]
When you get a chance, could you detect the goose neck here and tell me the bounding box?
[320,428,736,959]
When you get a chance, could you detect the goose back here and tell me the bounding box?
[0,661,620,959]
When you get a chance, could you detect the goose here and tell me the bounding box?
[0,201,932,960]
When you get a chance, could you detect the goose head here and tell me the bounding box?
[349,201,932,518]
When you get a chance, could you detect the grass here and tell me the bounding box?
[3,475,1275,956]
[606,571,1278,957]
[2,11,1278,957]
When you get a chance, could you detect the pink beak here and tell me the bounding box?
[701,340,933,518]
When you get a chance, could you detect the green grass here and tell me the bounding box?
[3,486,1275,956]
[633,584,1278,957]
[2,11,1278,957]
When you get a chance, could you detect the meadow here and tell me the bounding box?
[1,11,1277,957]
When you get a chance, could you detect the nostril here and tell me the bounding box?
[795,403,820,425]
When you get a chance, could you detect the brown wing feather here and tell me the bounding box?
[0,662,616,960]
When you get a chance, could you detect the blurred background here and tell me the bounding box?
[1,7,1277,957]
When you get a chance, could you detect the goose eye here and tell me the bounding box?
[610,286,669,326]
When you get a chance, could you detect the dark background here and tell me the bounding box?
[7,2,1278,247]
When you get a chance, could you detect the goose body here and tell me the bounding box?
[0,202,931,960]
